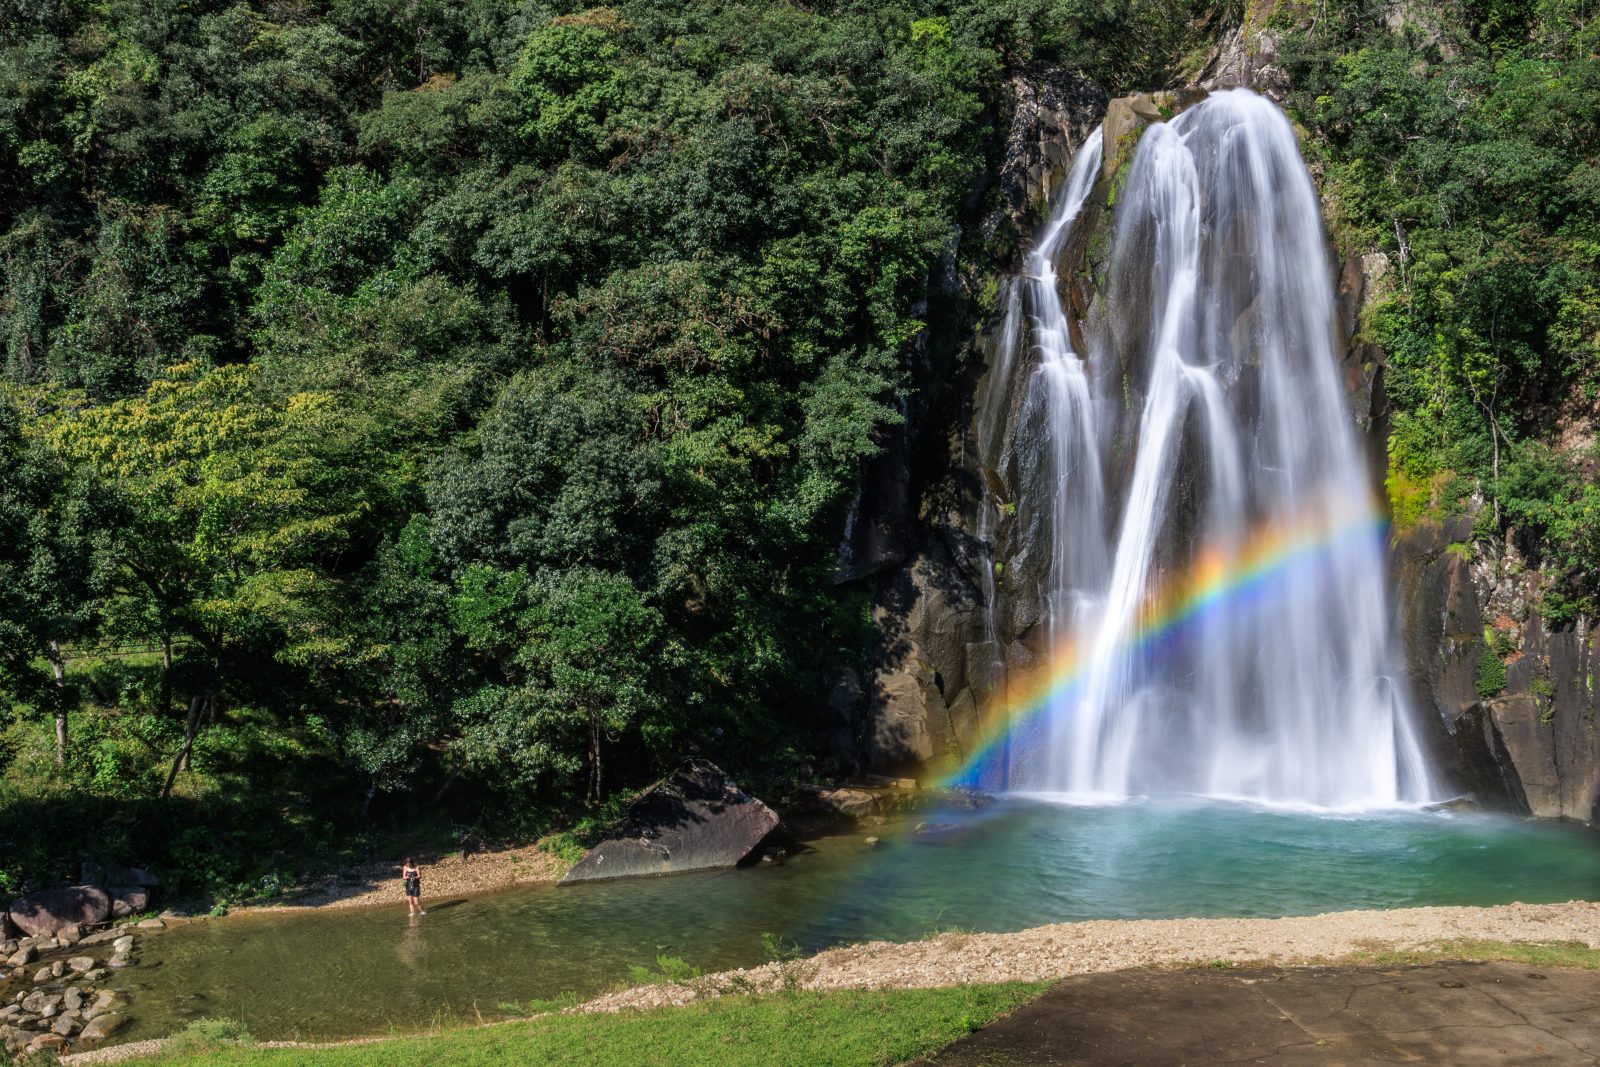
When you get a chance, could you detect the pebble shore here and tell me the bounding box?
[584,899,1600,1010]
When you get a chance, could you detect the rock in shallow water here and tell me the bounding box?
[79,1012,129,1042]
[560,759,779,884]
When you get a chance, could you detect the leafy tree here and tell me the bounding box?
[0,396,107,765]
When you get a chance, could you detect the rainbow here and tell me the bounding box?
[934,490,1390,791]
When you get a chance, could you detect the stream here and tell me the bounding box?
[102,796,1600,1043]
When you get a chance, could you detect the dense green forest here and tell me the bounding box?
[1282,0,1600,620]
[1,0,1595,903]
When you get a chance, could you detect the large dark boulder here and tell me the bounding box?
[8,887,111,938]
[106,886,150,919]
[561,760,779,884]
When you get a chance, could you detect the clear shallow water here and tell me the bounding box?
[107,798,1600,1042]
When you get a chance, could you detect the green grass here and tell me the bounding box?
[1347,939,1600,971]
[123,984,1050,1067]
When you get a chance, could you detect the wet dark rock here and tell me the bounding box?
[800,787,879,821]
[1391,516,1600,820]
[997,66,1110,235]
[8,886,111,939]
[560,760,780,883]
[108,886,151,919]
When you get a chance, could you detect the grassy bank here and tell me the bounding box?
[1347,938,1600,972]
[118,984,1049,1067]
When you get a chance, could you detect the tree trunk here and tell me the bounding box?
[430,772,459,806]
[161,694,206,799]
[159,632,173,719]
[47,641,68,767]
[588,711,602,806]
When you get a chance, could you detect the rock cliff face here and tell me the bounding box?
[840,67,1106,778]
[1395,516,1600,820]
[846,56,1600,822]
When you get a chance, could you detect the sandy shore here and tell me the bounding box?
[64,900,1600,1064]
[241,844,564,913]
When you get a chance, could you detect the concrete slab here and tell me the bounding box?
[912,961,1600,1065]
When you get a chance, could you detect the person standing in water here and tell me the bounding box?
[402,858,424,915]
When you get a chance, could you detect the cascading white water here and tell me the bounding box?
[1003,89,1437,809]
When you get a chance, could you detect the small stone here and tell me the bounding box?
[81,967,110,982]
[29,1032,68,1052]
[19,992,50,1015]
[68,955,96,973]
[79,1012,130,1041]
[108,953,135,968]
[136,918,165,929]
[88,992,123,1016]
[863,836,881,848]
[0,1005,17,1019]
[62,988,84,1012]
[0,940,14,956]
[5,946,34,968]
[112,936,135,953]
[52,1014,80,1036]
[32,959,65,982]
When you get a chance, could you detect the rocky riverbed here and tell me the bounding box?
[0,922,164,1059]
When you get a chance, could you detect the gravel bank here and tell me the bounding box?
[587,900,1600,1010]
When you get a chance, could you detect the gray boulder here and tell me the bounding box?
[561,760,779,883]
[8,886,111,938]
[79,1013,129,1042]
[108,886,151,918]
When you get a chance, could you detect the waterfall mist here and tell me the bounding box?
[994,90,1437,809]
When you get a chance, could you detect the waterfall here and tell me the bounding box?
[1000,89,1437,809]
